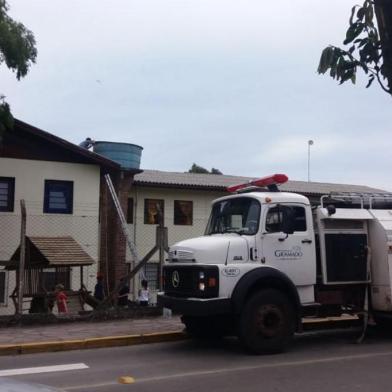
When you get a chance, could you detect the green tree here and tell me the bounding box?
[211,168,223,175]
[0,0,37,133]
[188,163,210,174]
[188,163,223,174]
[318,0,392,96]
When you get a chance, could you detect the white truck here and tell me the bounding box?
[158,174,392,353]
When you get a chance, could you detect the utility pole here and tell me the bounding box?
[17,200,26,315]
[307,140,314,182]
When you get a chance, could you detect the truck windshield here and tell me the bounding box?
[206,197,261,235]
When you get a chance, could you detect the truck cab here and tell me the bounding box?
[165,191,316,302]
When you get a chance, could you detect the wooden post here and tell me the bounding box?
[80,266,84,289]
[157,225,168,291]
[156,205,165,291]
[17,200,26,315]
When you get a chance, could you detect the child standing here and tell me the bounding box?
[55,284,68,314]
[138,279,149,307]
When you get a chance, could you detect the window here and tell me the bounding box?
[206,197,260,235]
[0,270,7,304]
[265,205,307,233]
[0,177,15,212]
[174,200,193,225]
[144,199,164,224]
[44,180,73,214]
[127,198,134,224]
[293,207,307,231]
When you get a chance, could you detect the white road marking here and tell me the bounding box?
[64,350,392,390]
[0,363,89,377]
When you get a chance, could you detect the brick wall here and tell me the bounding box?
[99,169,135,293]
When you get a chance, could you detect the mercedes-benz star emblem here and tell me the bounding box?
[172,270,180,288]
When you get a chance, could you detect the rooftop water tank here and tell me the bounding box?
[93,141,143,170]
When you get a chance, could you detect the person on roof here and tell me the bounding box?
[79,137,95,149]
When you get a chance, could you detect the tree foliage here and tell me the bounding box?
[318,0,391,96]
[0,95,12,134]
[0,0,37,133]
[210,167,223,175]
[188,163,223,175]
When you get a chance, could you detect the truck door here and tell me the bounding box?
[258,203,316,286]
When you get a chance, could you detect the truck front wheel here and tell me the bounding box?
[238,289,295,354]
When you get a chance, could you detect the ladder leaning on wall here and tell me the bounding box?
[101,174,168,306]
[104,173,140,265]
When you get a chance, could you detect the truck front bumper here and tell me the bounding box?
[157,293,231,317]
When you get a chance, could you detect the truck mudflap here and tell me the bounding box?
[157,294,231,317]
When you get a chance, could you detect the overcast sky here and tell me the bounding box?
[2,1,392,190]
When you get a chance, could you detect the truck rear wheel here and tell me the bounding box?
[238,289,295,354]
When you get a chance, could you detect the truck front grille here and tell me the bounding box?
[163,265,219,298]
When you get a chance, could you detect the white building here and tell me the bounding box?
[0,119,119,314]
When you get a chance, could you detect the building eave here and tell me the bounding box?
[13,119,121,170]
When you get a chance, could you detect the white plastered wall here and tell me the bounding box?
[0,157,101,314]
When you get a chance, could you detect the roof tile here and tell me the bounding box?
[134,169,387,195]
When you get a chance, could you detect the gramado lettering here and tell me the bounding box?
[275,246,303,258]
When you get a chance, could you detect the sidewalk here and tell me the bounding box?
[0,315,185,356]
[0,313,363,356]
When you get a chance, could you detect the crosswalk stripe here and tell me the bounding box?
[0,363,89,377]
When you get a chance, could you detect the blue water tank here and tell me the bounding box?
[93,141,143,170]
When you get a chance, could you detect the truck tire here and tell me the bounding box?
[238,289,295,354]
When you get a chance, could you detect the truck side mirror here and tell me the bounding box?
[326,204,336,216]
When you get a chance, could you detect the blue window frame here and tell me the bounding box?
[0,177,15,212]
[44,180,73,214]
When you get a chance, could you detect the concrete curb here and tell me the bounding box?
[0,331,187,356]
[0,316,361,356]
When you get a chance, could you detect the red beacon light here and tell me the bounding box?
[227,173,288,193]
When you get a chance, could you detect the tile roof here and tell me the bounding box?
[7,236,95,269]
[134,169,387,196]
[28,236,95,266]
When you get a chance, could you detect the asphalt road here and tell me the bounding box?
[1,329,392,392]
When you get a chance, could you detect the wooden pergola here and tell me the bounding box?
[4,236,95,314]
